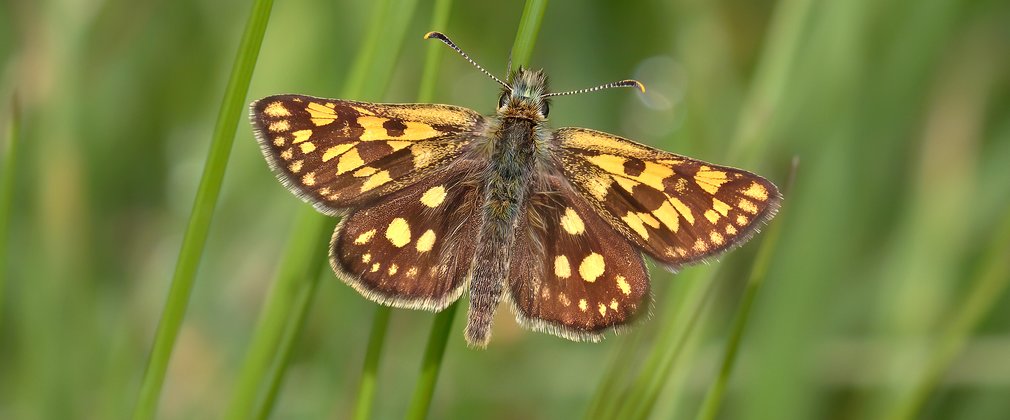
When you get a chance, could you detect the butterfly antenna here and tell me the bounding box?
[542,79,646,98]
[424,31,510,89]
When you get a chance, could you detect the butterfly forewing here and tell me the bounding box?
[555,128,781,270]
[331,161,483,310]
[250,95,484,214]
[508,175,650,340]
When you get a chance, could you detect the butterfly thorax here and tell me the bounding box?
[464,69,553,347]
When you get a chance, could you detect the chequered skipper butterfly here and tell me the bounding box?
[250,32,781,348]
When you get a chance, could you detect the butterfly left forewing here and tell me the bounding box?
[508,175,650,341]
[554,127,781,270]
[250,95,484,214]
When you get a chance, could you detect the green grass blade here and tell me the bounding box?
[886,209,1010,420]
[354,306,392,420]
[131,1,275,418]
[0,94,20,326]
[415,0,454,104]
[694,159,798,420]
[509,0,548,68]
[403,2,546,418]
[224,0,420,418]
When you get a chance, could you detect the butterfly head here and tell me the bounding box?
[498,68,551,120]
[424,31,646,121]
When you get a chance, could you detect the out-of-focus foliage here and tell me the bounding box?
[1,0,1008,419]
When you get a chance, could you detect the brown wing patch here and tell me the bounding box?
[330,162,482,310]
[555,127,781,270]
[508,176,650,340]
[250,95,484,214]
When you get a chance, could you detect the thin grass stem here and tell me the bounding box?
[0,94,21,327]
[131,1,275,418]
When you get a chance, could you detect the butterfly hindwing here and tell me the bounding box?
[554,128,781,270]
[508,175,650,341]
[250,95,484,214]
[331,161,483,310]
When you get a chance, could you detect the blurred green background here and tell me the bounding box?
[1,0,1009,419]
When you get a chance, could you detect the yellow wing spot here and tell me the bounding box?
[743,181,769,200]
[336,148,364,174]
[420,186,447,208]
[407,267,419,278]
[299,142,316,154]
[416,229,436,253]
[622,211,660,240]
[598,303,607,316]
[388,140,411,151]
[670,197,695,225]
[360,170,392,192]
[385,218,411,247]
[587,175,613,200]
[579,253,605,283]
[704,209,720,224]
[351,105,374,116]
[695,166,730,194]
[388,264,398,276]
[292,129,312,144]
[738,198,759,214]
[578,299,588,312]
[616,275,631,296]
[370,263,380,273]
[560,207,585,235]
[652,201,680,232]
[268,120,290,132]
[280,148,294,160]
[673,178,689,193]
[354,229,376,245]
[318,187,331,196]
[710,231,725,246]
[273,136,286,147]
[541,286,551,300]
[636,161,674,191]
[562,130,651,155]
[362,253,371,263]
[586,154,627,176]
[302,172,316,186]
[674,247,687,257]
[357,116,389,141]
[725,225,738,235]
[410,143,437,169]
[306,102,336,126]
[610,299,619,310]
[288,160,303,173]
[554,256,571,278]
[322,143,355,162]
[736,215,749,226]
[263,101,290,117]
[613,176,640,193]
[713,198,732,216]
[693,239,709,252]
[401,121,442,141]
[353,166,377,177]
[558,293,571,307]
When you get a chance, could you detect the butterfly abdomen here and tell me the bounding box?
[466,117,540,347]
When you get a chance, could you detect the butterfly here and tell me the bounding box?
[249,32,781,348]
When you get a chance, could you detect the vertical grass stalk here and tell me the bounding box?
[132,1,275,418]
[886,209,1010,420]
[693,159,798,420]
[0,94,21,326]
[223,0,421,418]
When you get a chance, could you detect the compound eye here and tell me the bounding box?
[498,94,508,109]
[540,101,550,117]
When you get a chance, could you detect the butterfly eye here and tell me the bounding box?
[498,94,508,109]
[540,101,550,117]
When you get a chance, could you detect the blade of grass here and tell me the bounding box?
[693,158,798,420]
[354,306,392,420]
[223,0,420,418]
[404,1,546,418]
[509,0,547,68]
[131,1,274,418]
[885,208,1010,420]
[0,94,20,326]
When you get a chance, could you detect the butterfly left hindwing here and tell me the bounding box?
[250,95,484,214]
